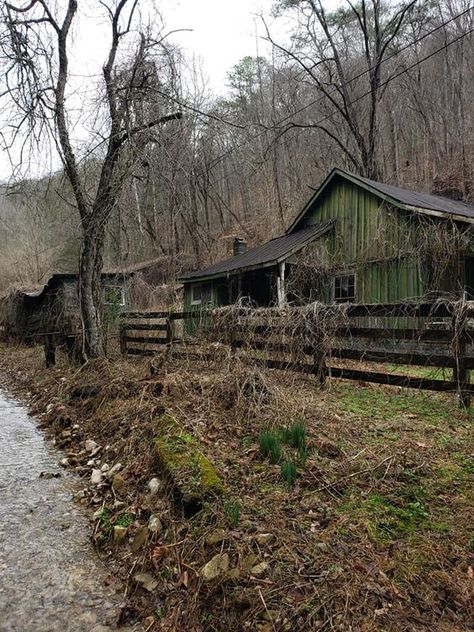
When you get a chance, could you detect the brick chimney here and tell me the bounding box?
[233,237,247,256]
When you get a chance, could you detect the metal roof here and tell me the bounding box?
[355,172,474,219]
[288,168,474,232]
[180,220,334,282]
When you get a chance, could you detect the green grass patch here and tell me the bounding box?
[223,497,241,527]
[259,429,282,463]
[339,491,431,543]
[259,421,308,486]
[281,460,298,488]
[335,383,462,426]
[281,419,307,452]
[95,509,135,544]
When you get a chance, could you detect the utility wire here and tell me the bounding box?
[205,6,473,172]
[259,6,473,132]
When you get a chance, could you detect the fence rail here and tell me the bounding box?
[119,301,474,406]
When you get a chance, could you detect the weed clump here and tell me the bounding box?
[282,419,306,452]
[259,429,282,464]
[281,460,298,488]
[223,498,241,527]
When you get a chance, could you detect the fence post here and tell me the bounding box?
[44,333,56,368]
[453,304,470,408]
[119,323,127,356]
[165,316,173,345]
[314,352,327,385]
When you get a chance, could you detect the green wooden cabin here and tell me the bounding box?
[180,168,474,312]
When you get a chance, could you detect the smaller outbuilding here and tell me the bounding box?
[0,271,128,343]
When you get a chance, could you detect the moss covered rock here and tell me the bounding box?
[155,412,224,504]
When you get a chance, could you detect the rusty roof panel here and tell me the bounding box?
[180,220,334,282]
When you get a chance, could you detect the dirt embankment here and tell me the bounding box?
[0,343,473,632]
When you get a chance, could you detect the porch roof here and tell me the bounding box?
[180,220,334,283]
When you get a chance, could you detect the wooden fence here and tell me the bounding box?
[120,302,474,406]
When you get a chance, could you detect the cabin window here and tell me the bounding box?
[334,274,356,303]
[104,285,125,306]
[191,283,212,305]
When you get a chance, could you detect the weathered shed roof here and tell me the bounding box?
[288,168,474,232]
[355,173,474,219]
[180,221,334,282]
[0,270,127,302]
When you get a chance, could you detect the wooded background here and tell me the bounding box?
[0,0,472,295]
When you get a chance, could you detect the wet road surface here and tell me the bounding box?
[0,387,131,632]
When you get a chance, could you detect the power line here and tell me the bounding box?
[205,6,473,172]
[280,26,474,133]
[260,5,473,132]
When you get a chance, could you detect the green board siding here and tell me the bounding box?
[183,281,220,335]
[300,177,422,303]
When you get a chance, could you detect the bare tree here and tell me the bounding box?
[266,0,420,178]
[0,0,182,358]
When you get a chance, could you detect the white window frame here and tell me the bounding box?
[104,285,125,306]
[190,283,212,306]
[333,273,356,303]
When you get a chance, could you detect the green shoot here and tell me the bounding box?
[281,460,298,488]
[259,429,281,464]
[223,498,240,528]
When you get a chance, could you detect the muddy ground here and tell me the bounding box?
[0,342,473,632]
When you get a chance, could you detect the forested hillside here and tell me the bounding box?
[0,0,472,293]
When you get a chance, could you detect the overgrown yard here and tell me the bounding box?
[0,343,473,631]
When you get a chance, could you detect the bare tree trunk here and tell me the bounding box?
[79,220,106,358]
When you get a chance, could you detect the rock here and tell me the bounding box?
[113,525,128,545]
[134,572,158,592]
[85,439,99,453]
[147,477,162,494]
[87,459,96,467]
[254,533,275,546]
[240,554,258,571]
[155,412,224,503]
[250,561,269,577]
[130,525,149,552]
[61,430,72,439]
[206,528,227,545]
[112,473,125,492]
[107,462,122,478]
[91,469,103,485]
[73,489,86,500]
[60,458,69,467]
[142,617,155,630]
[200,553,229,581]
[100,463,110,473]
[39,471,61,479]
[148,514,162,534]
[227,567,241,580]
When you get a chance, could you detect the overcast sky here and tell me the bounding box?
[0,0,341,180]
[72,0,296,93]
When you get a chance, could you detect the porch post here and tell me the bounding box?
[277,262,286,307]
